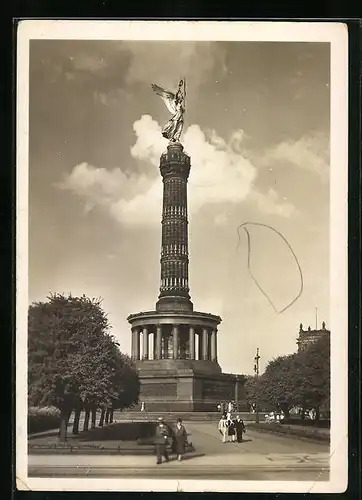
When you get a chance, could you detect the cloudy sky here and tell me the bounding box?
[28,40,330,374]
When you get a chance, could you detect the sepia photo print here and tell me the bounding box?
[16,20,348,493]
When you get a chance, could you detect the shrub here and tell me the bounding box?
[28,406,61,434]
[249,422,330,442]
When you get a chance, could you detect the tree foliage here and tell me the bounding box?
[28,293,140,439]
[258,354,301,415]
[254,333,330,419]
[296,334,330,413]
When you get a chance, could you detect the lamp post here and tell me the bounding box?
[254,348,260,424]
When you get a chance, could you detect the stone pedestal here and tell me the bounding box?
[135,360,246,412]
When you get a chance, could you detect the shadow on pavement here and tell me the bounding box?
[167,453,205,462]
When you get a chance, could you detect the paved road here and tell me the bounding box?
[187,421,328,455]
[28,421,329,481]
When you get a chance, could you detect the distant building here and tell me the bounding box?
[296,321,330,352]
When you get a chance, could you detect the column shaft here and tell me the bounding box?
[131,329,135,360]
[198,333,202,361]
[156,326,162,360]
[142,327,149,360]
[173,325,179,359]
[189,327,195,360]
[202,328,209,360]
[210,329,216,361]
[215,331,218,361]
[134,328,140,360]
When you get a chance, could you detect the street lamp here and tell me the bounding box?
[254,348,260,424]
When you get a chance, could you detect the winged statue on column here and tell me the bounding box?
[151,79,186,142]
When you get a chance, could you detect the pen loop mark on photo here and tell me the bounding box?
[236,222,304,314]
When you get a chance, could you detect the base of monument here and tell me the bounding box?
[135,361,246,413]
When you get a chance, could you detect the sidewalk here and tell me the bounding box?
[29,451,330,469]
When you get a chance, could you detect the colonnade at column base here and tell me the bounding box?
[127,310,243,413]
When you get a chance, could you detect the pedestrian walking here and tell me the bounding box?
[227,414,236,442]
[140,402,145,412]
[227,401,233,413]
[218,414,228,443]
[174,418,188,461]
[234,415,246,442]
[154,417,170,464]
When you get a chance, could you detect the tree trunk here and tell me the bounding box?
[72,408,81,435]
[315,406,320,422]
[105,409,110,424]
[83,408,90,432]
[109,409,114,424]
[99,408,105,427]
[91,407,97,429]
[59,409,69,443]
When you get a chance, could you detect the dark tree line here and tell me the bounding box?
[244,334,330,421]
[28,293,140,441]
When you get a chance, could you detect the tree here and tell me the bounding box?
[297,334,330,420]
[255,334,330,422]
[244,375,264,411]
[28,293,140,441]
[257,354,302,417]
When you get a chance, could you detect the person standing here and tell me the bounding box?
[234,415,246,442]
[174,418,188,461]
[227,414,236,442]
[154,417,170,464]
[218,414,228,443]
[228,401,233,414]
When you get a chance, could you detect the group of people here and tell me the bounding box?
[154,417,189,464]
[153,409,246,465]
[218,413,246,443]
[217,401,236,414]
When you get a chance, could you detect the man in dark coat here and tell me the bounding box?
[174,418,188,461]
[154,417,170,464]
[234,415,246,442]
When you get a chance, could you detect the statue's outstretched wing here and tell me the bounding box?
[151,83,176,114]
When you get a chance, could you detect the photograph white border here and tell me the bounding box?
[16,20,348,493]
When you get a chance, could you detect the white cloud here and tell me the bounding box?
[262,133,329,181]
[249,189,298,218]
[59,115,297,226]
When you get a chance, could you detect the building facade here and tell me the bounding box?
[296,321,330,352]
[127,142,246,411]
